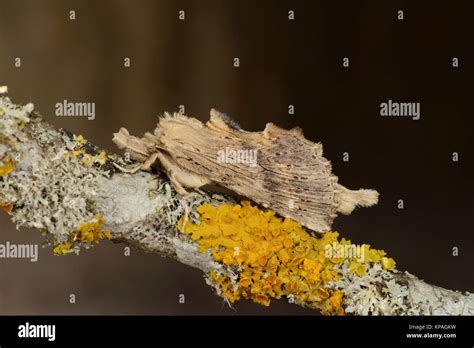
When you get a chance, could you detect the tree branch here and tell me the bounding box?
[0,91,472,315]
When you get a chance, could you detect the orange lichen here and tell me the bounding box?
[53,240,75,256]
[178,201,396,315]
[96,151,108,165]
[71,135,86,158]
[53,215,111,255]
[0,203,13,213]
[81,154,92,165]
[73,215,111,243]
[69,135,109,167]
[0,155,15,176]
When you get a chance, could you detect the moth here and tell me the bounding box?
[113,109,379,233]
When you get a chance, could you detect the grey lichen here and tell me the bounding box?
[402,272,474,315]
[0,98,108,244]
[328,261,474,316]
[328,262,410,315]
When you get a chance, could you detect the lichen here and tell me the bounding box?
[0,202,13,212]
[327,262,409,315]
[0,96,33,177]
[2,152,107,241]
[0,155,15,176]
[149,179,236,229]
[53,215,111,255]
[67,134,112,171]
[178,201,396,315]
[0,97,33,126]
[0,96,110,248]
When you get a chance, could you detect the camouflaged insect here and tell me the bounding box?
[113,109,379,233]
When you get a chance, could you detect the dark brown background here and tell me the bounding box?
[0,0,472,315]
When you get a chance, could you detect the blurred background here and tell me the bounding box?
[0,0,472,314]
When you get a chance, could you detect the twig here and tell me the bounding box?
[0,94,472,315]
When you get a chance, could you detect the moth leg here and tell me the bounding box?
[153,151,192,196]
[140,152,159,170]
[169,172,189,196]
[112,162,143,174]
[112,152,159,174]
[179,198,189,233]
[153,150,211,196]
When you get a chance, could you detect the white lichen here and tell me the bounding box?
[0,96,33,124]
[3,152,107,242]
[328,262,410,315]
[0,97,108,243]
[94,172,166,234]
[402,272,474,315]
[328,261,474,316]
